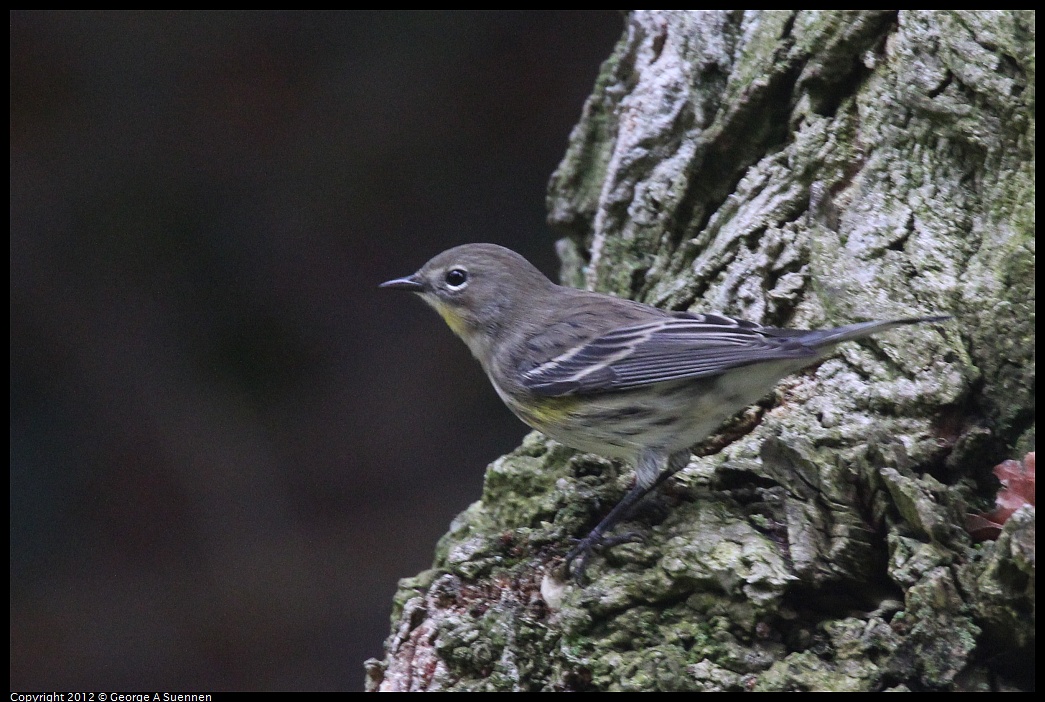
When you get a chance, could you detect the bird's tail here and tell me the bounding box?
[793,315,951,348]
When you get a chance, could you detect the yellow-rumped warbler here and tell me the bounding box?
[381,243,949,584]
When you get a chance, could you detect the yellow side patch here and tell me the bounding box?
[513,396,581,432]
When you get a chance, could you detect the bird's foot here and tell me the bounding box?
[563,530,644,586]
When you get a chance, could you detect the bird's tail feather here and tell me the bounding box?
[795,315,951,348]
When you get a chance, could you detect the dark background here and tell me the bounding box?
[10,11,623,690]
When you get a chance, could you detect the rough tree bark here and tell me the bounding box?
[366,10,1034,691]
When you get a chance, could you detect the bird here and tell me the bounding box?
[381,243,949,584]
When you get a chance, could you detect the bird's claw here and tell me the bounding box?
[563,530,645,586]
[563,536,597,587]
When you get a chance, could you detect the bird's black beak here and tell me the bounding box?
[379,274,425,292]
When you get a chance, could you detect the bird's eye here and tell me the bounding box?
[444,268,468,289]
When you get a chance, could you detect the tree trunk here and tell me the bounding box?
[366,10,1034,691]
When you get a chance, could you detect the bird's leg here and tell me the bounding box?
[565,450,690,585]
[564,480,651,585]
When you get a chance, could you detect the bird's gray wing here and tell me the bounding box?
[521,313,819,396]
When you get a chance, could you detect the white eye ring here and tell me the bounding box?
[444,268,469,290]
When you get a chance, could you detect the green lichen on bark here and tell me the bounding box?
[367,10,1034,691]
